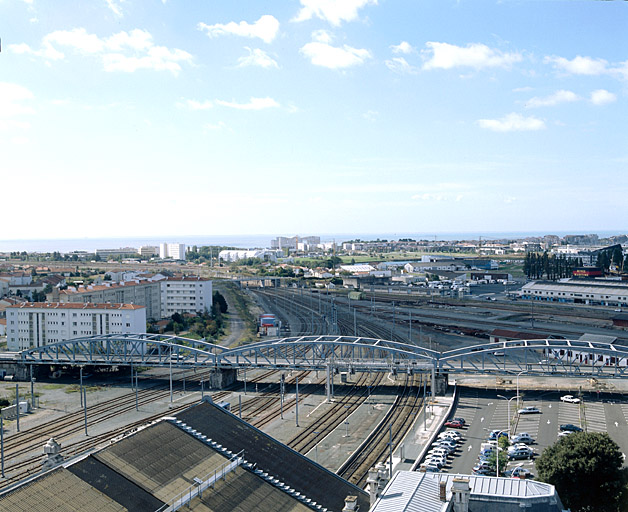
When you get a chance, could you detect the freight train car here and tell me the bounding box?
[259,314,281,336]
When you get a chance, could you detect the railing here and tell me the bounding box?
[154,451,244,512]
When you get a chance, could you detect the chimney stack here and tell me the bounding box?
[42,438,63,470]
[451,477,471,512]
[342,495,359,512]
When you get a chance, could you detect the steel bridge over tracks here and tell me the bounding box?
[16,334,628,380]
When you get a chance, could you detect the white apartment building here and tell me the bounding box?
[159,243,186,260]
[160,277,212,318]
[6,302,146,351]
[55,280,161,321]
[138,245,159,258]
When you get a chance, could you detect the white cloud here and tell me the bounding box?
[293,0,377,26]
[590,89,616,106]
[300,41,371,69]
[525,89,579,108]
[204,121,226,131]
[237,47,278,69]
[105,0,124,17]
[10,136,30,145]
[178,99,213,110]
[362,110,378,122]
[422,42,522,70]
[0,82,35,118]
[477,113,546,132]
[411,193,446,201]
[216,97,280,110]
[544,55,608,75]
[198,15,279,44]
[0,83,34,134]
[385,57,418,75]
[312,29,333,44]
[391,41,413,55]
[10,28,192,74]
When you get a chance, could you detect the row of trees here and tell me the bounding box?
[482,431,626,511]
[149,291,228,340]
[523,252,584,279]
[595,245,627,273]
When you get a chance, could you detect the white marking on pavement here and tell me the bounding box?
[481,417,484,423]
[547,420,551,424]
[468,445,472,452]
[616,421,619,428]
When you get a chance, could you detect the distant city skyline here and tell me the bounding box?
[0,231,626,254]
[2,1,626,239]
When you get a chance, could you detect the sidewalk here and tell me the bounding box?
[393,390,454,472]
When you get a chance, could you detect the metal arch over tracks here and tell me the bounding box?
[18,335,628,379]
[20,333,227,367]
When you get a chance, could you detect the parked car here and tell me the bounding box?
[424,457,446,469]
[440,431,462,441]
[507,446,534,460]
[419,463,440,473]
[518,406,541,415]
[454,417,466,425]
[560,395,581,404]
[445,419,465,428]
[510,433,534,445]
[558,431,573,438]
[504,467,534,479]
[559,424,583,432]
[488,430,509,441]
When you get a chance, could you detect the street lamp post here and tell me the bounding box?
[516,370,528,410]
[497,394,521,438]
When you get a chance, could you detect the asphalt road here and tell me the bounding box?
[432,387,628,478]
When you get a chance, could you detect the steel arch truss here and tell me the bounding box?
[438,339,628,378]
[20,333,225,367]
[18,334,628,379]
[219,335,438,372]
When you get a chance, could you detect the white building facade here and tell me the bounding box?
[160,277,212,318]
[159,243,186,260]
[6,302,146,351]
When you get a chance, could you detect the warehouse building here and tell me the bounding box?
[370,471,564,512]
[519,280,628,307]
[0,399,368,512]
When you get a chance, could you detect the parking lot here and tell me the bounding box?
[427,387,628,477]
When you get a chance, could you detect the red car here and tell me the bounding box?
[445,419,464,428]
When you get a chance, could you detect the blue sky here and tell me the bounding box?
[1,0,627,240]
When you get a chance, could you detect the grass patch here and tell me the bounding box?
[64,384,105,394]
[219,282,258,344]
[39,383,68,390]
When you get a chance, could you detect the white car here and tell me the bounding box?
[518,406,540,415]
[560,395,581,404]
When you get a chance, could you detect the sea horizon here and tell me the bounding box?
[0,230,625,254]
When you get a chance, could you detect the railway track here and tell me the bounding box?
[337,374,424,487]
[0,367,280,490]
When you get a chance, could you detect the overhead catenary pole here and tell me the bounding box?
[80,367,83,407]
[388,424,393,479]
[83,387,88,436]
[295,376,299,427]
[0,416,4,478]
[15,383,19,432]
[30,365,35,409]
[169,356,173,404]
